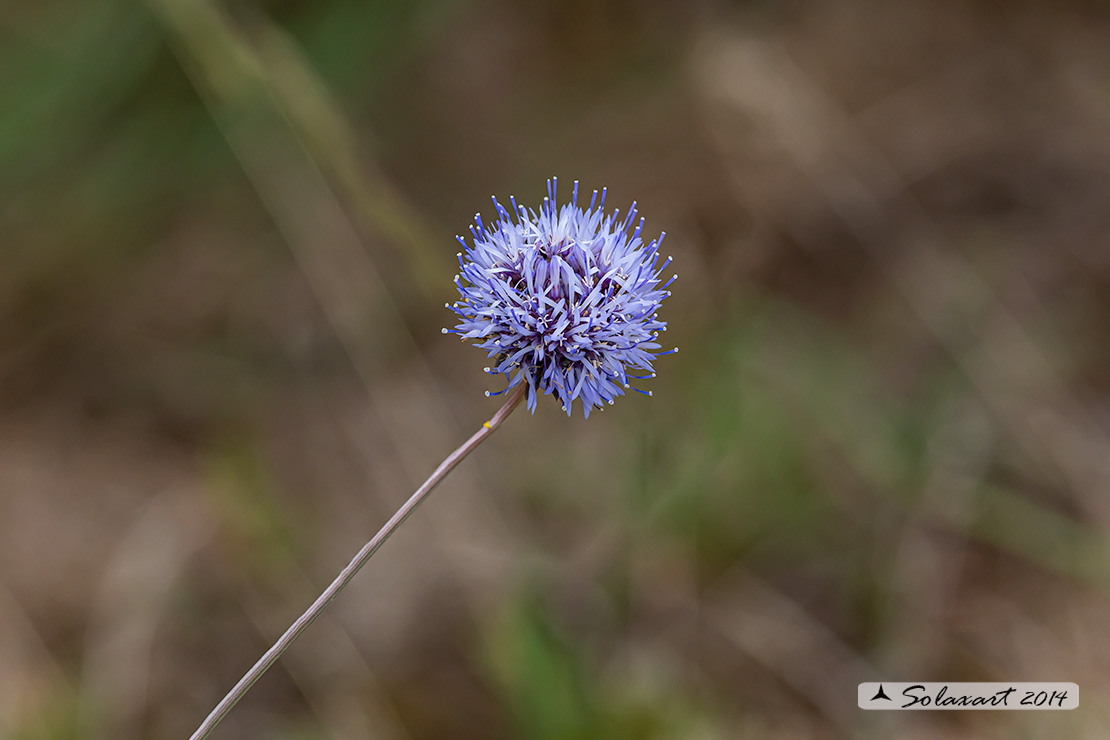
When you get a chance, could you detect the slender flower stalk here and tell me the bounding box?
[191,179,674,739]
[189,384,525,740]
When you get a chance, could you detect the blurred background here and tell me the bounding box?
[2,0,1110,738]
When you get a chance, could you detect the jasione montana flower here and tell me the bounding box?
[444,178,677,418]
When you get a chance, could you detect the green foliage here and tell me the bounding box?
[203,437,304,578]
[483,585,720,740]
[623,304,903,575]
[484,588,597,740]
[0,1,160,185]
[7,689,83,740]
[280,0,465,95]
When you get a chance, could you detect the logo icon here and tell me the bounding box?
[871,684,892,702]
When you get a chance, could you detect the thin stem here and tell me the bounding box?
[190,384,527,740]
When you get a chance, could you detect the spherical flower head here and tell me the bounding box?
[444,178,677,418]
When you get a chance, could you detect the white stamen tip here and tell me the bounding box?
[673,347,679,352]
[483,367,491,373]
[624,384,630,389]
[484,390,491,397]
[648,391,653,397]
[441,328,449,334]
[652,373,657,378]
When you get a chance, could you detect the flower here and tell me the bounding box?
[444,178,677,418]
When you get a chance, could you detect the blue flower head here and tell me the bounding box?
[445,178,677,418]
